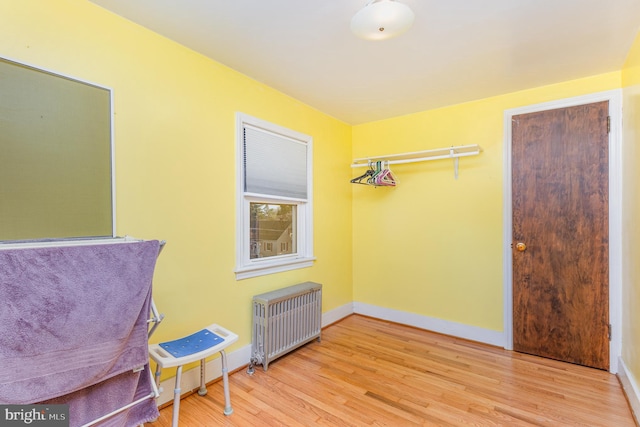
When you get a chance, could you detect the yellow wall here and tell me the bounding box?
[622,30,640,386]
[352,72,621,332]
[2,0,639,387]
[0,0,353,350]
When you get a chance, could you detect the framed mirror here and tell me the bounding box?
[0,57,114,242]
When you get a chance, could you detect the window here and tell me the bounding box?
[235,113,314,279]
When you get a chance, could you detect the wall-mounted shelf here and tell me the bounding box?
[351,144,482,179]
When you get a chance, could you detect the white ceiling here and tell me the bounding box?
[89,0,640,125]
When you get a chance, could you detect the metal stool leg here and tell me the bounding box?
[197,358,207,396]
[220,350,233,416]
[148,325,239,423]
[172,365,183,427]
[154,363,162,390]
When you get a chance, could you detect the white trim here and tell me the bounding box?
[502,89,623,373]
[322,303,355,327]
[234,257,316,280]
[109,87,117,238]
[618,357,640,424]
[328,302,507,346]
[0,54,112,91]
[234,113,314,280]
[502,108,514,350]
[354,302,506,347]
[0,236,136,249]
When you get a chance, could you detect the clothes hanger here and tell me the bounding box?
[379,161,397,186]
[351,161,397,187]
[368,161,383,185]
[350,162,375,185]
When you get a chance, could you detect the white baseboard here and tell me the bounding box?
[155,302,505,406]
[321,302,354,327]
[617,357,640,424]
[353,302,506,347]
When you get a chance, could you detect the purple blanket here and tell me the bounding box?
[0,240,161,426]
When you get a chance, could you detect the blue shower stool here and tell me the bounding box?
[148,324,238,427]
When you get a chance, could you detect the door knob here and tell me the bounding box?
[516,242,527,252]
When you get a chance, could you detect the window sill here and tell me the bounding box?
[235,256,315,280]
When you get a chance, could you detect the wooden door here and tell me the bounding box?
[512,101,609,370]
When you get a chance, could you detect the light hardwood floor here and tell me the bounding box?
[150,315,637,426]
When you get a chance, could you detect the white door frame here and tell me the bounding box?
[502,89,623,373]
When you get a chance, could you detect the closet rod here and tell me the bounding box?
[350,144,482,168]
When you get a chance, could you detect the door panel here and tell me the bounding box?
[512,101,609,370]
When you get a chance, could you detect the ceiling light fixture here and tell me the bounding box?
[350,0,415,41]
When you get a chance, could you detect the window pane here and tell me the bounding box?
[249,203,296,259]
[244,126,307,199]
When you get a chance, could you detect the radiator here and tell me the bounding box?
[248,282,322,373]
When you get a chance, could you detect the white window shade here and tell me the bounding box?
[243,125,308,200]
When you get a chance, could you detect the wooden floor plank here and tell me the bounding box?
[149,315,636,426]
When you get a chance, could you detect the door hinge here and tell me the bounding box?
[608,323,612,341]
[607,116,611,133]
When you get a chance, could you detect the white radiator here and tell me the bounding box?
[248,282,322,373]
